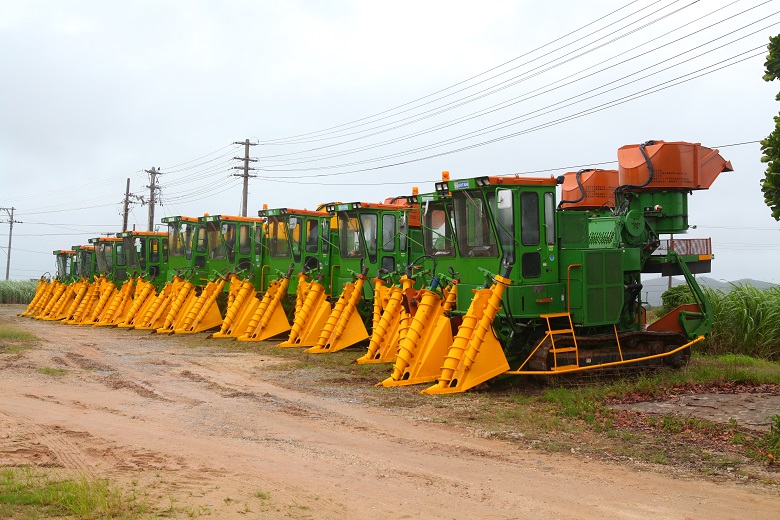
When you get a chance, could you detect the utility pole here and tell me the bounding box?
[122,178,131,231]
[144,167,162,231]
[0,207,21,280]
[232,139,257,216]
[121,179,144,232]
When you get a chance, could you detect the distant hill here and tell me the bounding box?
[641,276,776,307]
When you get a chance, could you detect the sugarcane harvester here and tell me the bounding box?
[19,249,77,318]
[153,214,264,334]
[58,236,126,326]
[372,186,462,380]
[72,234,142,327]
[216,207,335,342]
[20,249,79,319]
[88,230,170,328]
[379,140,731,394]
[282,199,421,353]
[46,236,122,326]
[31,244,96,322]
[117,230,169,286]
[121,216,200,331]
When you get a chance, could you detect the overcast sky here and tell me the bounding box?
[1,0,779,284]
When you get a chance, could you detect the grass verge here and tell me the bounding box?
[0,466,150,519]
[0,316,39,353]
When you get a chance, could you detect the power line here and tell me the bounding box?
[251,139,760,186]
[252,47,764,178]
[257,0,659,144]
[159,142,237,170]
[257,2,773,165]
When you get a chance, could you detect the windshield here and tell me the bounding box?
[339,212,363,258]
[360,214,378,263]
[96,243,114,272]
[305,219,319,253]
[170,221,195,259]
[288,217,302,261]
[195,222,226,260]
[123,236,138,268]
[55,254,70,279]
[77,250,92,278]
[254,223,263,255]
[453,191,498,258]
[268,217,290,258]
[238,224,251,255]
[115,242,125,266]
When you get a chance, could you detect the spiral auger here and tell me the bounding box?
[278,273,330,348]
[171,275,228,334]
[116,278,157,329]
[133,276,185,330]
[238,265,297,342]
[423,266,512,395]
[306,266,370,354]
[356,270,413,364]
[212,278,258,338]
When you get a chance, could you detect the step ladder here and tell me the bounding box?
[539,312,579,371]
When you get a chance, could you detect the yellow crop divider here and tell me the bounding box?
[73,277,110,325]
[278,275,331,348]
[19,278,50,316]
[107,278,139,325]
[80,279,117,325]
[155,279,197,333]
[39,281,77,321]
[423,270,512,395]
[94,278,135,327]
[380,288,454,387]
[116,278,157,329]
[62,278,98,324]
[212,278,258,338]
[133,277,184,330]
[237,275,293,342]
[306,268,370,354]
[356,274,415,364]
[29,280,61,318]
[171,276,228,334]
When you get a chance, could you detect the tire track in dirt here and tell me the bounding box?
[179,369,324,418]
[61,351,169,401]
[15,421,97,477]
[101,375,169,401]
[173,363,520,495]
[0,411,59,468]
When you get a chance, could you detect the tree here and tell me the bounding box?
[660,285,694,314]
[760,34,780,220]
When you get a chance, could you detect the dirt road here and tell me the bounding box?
[1,306,777,519]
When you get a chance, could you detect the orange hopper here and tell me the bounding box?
[559,169,618,210]
[617,141,733,191]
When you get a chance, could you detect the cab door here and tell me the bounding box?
[489,187,559,284]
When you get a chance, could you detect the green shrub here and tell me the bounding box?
[660,285,694,314]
